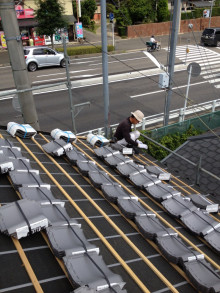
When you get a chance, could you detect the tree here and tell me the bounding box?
[72,0,97,29]
[81,0,97,20]
[35,0,68,48]
[128,0,156,24]
[157,0,169,22]
[113,0,156,26]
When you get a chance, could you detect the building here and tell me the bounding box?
[0,0,75,45]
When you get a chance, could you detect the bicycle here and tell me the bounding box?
[146,41,161,52]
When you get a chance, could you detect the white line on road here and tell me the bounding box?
[37,68,96,78]
[32,73,100,84]
[130,81,208,98]
[89,56,150,66]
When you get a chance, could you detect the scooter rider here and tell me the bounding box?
[150,35,157,50]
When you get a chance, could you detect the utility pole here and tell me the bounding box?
[0,0,40,130]
[62,36,77,134]
[163,0,181,126]
[101,0,110,137]
[209,0,214,28]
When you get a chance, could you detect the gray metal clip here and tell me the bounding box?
[5,35,21,42]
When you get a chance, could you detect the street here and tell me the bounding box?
[0,44,220,133]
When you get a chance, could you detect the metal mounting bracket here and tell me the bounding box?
[74,102,90,118]
[5,35,21,42]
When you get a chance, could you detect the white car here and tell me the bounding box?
[24,46,66,72]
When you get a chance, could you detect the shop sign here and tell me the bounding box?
[15,5,34,19]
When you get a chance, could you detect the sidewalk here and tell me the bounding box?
[0,31,202,67]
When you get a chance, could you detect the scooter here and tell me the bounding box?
[146,41,161,52]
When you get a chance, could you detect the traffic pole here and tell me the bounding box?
[163,0,181,126]
[0,0,40,130]
[101,0,110,138]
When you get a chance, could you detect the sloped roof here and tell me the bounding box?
[162,131,220,202]
[0,126,220,293]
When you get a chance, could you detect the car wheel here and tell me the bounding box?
[60,59,66,68]
[216,41,220,47]
[28,62,37,72]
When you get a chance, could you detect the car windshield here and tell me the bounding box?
[23,49,30,55]
[203,29,215,35]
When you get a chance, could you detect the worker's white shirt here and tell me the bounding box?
[150,37,156,43]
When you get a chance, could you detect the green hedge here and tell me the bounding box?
[118,26,127,37]
[139,125,203,161]
[56,45,114,56]
[181,7,220,20]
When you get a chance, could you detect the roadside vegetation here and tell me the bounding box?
[56,45,114,55]
[139,125,203,161]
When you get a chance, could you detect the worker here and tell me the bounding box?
[112,110,148,153]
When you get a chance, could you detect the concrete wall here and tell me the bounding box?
[127,16,220,38]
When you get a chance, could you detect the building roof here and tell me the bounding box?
[0,126,220,293]
[189,1,213,7]
[162,131,220,202]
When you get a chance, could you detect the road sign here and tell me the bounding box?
[109,12,114,20]
[187,62,201,77]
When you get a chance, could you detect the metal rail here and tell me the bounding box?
[77,99,220,136]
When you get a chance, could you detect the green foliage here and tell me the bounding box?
[114,0,156,26]
[81,0,97,20]
[117,26,127,36]
[157,0,169,22]
[127,0,154,24]
[107,3,115,15]
[212,7,220,16]
[141,125,202,161]
[56,45,114,55]
[181,7,220,20]
[115,5,132,26]
[35,0,68,45]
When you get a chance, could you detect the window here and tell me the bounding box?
[45,49,56,55]
[23,49,30,55]
[33,48,45,55]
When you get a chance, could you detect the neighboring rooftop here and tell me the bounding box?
[162,131,220,202]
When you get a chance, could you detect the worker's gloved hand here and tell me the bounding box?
[138,143,148,150]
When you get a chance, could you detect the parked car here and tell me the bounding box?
[23,46,66,72]
[201,27,220,47]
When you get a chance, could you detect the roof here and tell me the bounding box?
[0,126,220,293]
[189,1,213,7]
[162,131,220,202]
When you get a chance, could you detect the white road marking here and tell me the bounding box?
[130,81,208,98]
[37,68,96,78]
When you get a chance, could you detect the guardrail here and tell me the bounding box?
[77,99,220,136]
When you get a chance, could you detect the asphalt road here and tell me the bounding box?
[1,37,220,133]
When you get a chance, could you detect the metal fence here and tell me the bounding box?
[146,110,220,141]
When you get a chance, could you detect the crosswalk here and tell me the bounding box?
[166,45,220,88]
